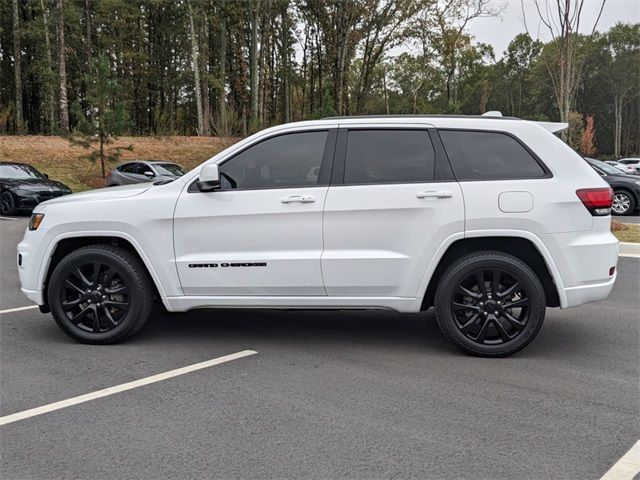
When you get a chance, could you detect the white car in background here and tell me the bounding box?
[17,114,618,357]
[618,158,640,175]
[604,161,637,175]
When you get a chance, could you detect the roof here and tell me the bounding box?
[322,114,521,121]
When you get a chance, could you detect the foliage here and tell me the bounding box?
[67,54,132,178]
[0,0,638,157]
[581,115,597,156]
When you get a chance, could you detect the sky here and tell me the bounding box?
[466,0,640,58]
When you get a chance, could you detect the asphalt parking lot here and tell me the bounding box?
[1,215,638,480]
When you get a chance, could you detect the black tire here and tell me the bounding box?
[612,190,636,216]
[48,244,153,344]
[434,251,546,357]
[1,191,16,215]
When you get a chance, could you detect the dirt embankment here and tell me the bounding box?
[0,135,240,192]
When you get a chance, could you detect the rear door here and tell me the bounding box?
[321,125,465,298]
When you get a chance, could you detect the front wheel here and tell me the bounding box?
[434,251,546,357]
[48,245,153,344]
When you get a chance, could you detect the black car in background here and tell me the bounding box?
[0,162,72,215]
[586,158,640,216]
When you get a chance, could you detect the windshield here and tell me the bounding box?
[589,159,623,175]
[0,164,45,180]
[153,163,185,176]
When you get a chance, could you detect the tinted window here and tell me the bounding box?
[439,130,546,180]
[138,163,154,175]
[119,163,137,173]
[344,130,435,184]
[219,131,328,190]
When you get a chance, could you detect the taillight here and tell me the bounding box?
[576,188,613,216]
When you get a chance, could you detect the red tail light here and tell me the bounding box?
[576,188,613,216]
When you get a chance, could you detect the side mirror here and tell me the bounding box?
[197,163,220,192]
[143,171,155,178]
[43,173,49,179]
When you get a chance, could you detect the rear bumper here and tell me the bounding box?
[562,274,617,308]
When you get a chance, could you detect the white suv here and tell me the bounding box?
[17,115,619,356]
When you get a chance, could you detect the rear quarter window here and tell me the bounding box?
[439,130,547,180]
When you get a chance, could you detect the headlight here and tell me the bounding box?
[28,213,45,231]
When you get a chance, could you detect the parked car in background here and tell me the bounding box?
[0,162,72,215]
[604,161,637,175]
[586,158,640,215]
[107,160,186,186]
[618,158,640,174]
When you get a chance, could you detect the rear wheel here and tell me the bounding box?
[612,190,636,216]
[434,251,546,357]
[1,191,16,215]
[48,245,153,344]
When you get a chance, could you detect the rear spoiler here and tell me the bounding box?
[480,112,569,134]
[534,121,569,133]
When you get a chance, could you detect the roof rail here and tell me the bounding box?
[321,114,519,120]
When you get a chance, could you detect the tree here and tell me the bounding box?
[523,0,607,137]
[68,55,132,178]
[187,0,204,136]
[12,0,22,133]
[581,114,597,156]
[57,0,69,131]
[604,23,640,157]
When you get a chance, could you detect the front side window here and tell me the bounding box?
[219,131,328,190]
[119,163,137,174]
[344,129,435,184]
[439,130,546,180]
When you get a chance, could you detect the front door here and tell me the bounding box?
[173,129,335,296]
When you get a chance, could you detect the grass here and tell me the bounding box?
[611,220,640,243]
[0,135,240,192]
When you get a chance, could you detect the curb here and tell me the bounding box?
[619,242,640,258]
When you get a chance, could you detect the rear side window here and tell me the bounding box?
[344,130,435,184]
[439,130,546,180]
[119,163,137,173]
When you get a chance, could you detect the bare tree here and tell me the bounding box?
[57,0,69,131]
[12,0,23,133]
[187,0,204,136]
[522,0,606,135]
[40,0,55,133]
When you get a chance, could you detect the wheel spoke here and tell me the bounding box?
[497,281,520,298]
[70,306,91,324]
[104,300,127,307]
[92,306,102,332]
[103,267,117,288]
[475,317,490,343]
[105,285,127,295]
[92,263,103,285]
[460,313,479,333]
[491,270,501,295]
[503,311,525,331]
[503,297,529,309]
[453,302,479,312]
[475,271,487,297]
[74,268,92,287]
[457,285,481,299]
[62,298,83,311]
[64,279,85,295]
[102,306,118,326]
[493,318,512,342]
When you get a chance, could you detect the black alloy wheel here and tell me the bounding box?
[59,262,130,333]
[434,251,546,357]
[48,245,153,344]
[1,191,16,215]
[451,269,529,345]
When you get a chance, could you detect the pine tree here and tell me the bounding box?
[68,55,132,178]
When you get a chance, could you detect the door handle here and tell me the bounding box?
[416,190,452,199]
[281,195,315,204]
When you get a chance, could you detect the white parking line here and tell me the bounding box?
[0,350,258,426]
[601,440,640,480]
[0,305,39,315]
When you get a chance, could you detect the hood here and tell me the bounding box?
[1,178,71,192]
[37,182,151,208]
